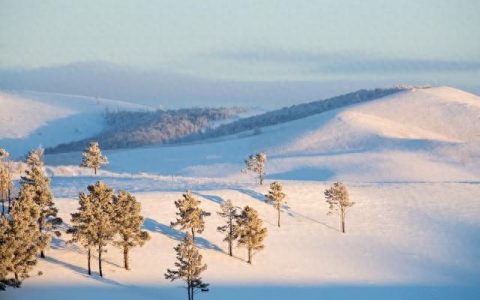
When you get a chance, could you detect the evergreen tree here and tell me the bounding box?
[68,189,96,275]
[0,215,13,290]
[7,184,43,285]
[216,200,238,256]
[0,149,12,215]
[80,141,108,175]
[243,152,267,185]
[112,191,150,270]
[324,182,355,233]
[0,148,9,161]
[165,233,209,300]
[265,181,286,227]
[236,206,267,264]
[0,164,12,216]
[84,181,115,277]
[21,148,62,258]
[171,191,210,240]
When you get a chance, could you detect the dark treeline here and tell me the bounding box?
[46,107,245,153]
[188,87,411,141]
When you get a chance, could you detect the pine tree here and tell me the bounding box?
[324,182,355,233]
[80,141,108,175]
[165,233,209,300]
[243,152,267,185]
[112,191,150,270]
[7,184,43,285]
[171,191,210,240]
[84,181,115,277]
[236,206,267,264]
[216,200,238,256]
[265,181,286,227]
[0,148,9,161]
[0,164,12,216]
[0,149,12,216]
[0,215,13,290]
[68,189,96,275]
[21,148,62,258]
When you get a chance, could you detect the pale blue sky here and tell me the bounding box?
[1,0,479,82]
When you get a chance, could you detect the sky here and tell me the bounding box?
[0,0,479,105]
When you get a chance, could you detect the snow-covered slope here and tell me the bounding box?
[4,179,480,300]
[3,86,480,300]
[46,87,480,182]
[0,90,151,158]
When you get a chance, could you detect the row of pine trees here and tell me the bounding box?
[1,143,355,300]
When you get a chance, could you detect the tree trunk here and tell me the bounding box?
[88,248,91,275]
[187,281,192,300]
[191,228,195,240]
[98,244,103,277]
[94,167,97,175]
[228,218,233,256]
[7,188,11,213]
[247,247,252,264]
[39,218,45,258]
[341,210,346,233]
[259,175,263,185]
[277,207,281,227]
[123,245,129,270]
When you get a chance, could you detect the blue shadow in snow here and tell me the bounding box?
[268,167,335,181]
[143,218,222,252]
[232,188,265,202]
[43,256,123,286]
[193,192,224,205]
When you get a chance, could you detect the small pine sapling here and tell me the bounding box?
[324,182,355,233]
[171,190,210,240]
[165,233,209,300]
[216,200,238,256]
[243,152,267,185]
[265,181,286,227]
[80,141,108,175]
[236,206,267,264]
[112,191,150,270]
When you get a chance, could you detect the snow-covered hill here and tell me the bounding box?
[3,86,480,300]
[45,86,480,182]
[0,90,152,158]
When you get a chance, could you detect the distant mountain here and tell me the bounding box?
[0,61,426,109]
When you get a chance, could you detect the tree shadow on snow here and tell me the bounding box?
[193,191,225,205]
[231,188,265,202]
[143,218,222,252]
[43,256,123,287]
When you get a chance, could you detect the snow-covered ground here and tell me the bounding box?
[0,91,152,159]
[2,86,480,299]
[46,87,480,182]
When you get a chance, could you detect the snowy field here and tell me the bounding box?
[2,86,480,299]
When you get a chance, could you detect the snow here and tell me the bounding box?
[0,90,152,159]
[2,86,480,299]
[44,87,480,182]
[3,180,480,299]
